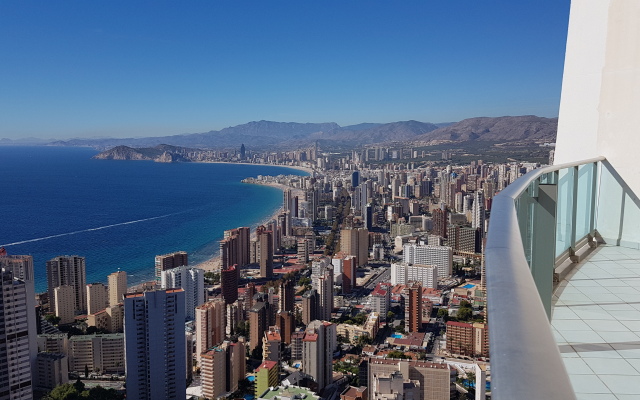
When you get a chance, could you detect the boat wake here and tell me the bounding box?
[1,213,181,247]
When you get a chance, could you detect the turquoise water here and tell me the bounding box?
[391,333,403,339]
[0,146,307,292]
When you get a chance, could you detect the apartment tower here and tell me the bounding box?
[107,270,127,306]
[0,268,35,400]
[124,289,186,400]
[46,255,87,314]
[154,251,188,283]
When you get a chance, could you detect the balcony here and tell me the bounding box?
[486,157,640,399]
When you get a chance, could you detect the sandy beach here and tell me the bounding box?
[192,167,309,273]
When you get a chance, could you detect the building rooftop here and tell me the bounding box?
[257,360,278,371]
[258,385,320,400]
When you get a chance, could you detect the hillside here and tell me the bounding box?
[412,116,557,143]
[15,115,558,151]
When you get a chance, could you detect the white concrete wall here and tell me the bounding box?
[555,0,640,196]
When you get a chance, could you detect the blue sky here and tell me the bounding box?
[0,1,570,139]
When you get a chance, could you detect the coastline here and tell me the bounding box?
[191,167,309,273]
[199,160,315,175]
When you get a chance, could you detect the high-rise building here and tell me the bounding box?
[406,282,422,333]
[220,227,251,269]
[255,360,279,396]
[262,326,281,362]
[244,282,257,315]
[391,263,437,289]
[221,264,239,305]
[46,255,87,314]
[301,290,318,325]
[340,228,369,267]
[54,285,76,325]
[240,143,246,160]
[275,311,294,345]
[278,279,295,313]
[431,208,448,239]
[333,253,356,294]
[472,190,486,238]
[226,300,243,337]
[161,265,204,321]
[195,299,226,364]
[256,226,274,278]
[124,289,186,400]
[249,301,269,353]
[0,268,35,399]
[201,346,228,399]
[86,282,109,315]
[107,270,127,306]
[154,251,188,283]
[445,321,489,358]
[316,267,334,322]
[0,255,37,382]
[303,320,337,392]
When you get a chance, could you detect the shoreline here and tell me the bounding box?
[199,160,315,175]
[190,169,309,274]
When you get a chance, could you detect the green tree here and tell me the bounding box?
[459,300,472,309]
[437,308,450,321]
[456,307,473,322]
[386,311,395,321]
[45,314,61,325]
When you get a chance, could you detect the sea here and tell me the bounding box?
[0,146,307,293]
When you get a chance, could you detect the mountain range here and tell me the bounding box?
[2,115,557,151]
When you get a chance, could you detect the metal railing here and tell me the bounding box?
[485,156,605,400]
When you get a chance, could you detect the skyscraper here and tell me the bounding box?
[301,289,318,326]
[0,255,37,382]
[316,267,334,322]
[0,268,35,400]
[240,143,246,160]
[46,255,87,314]
[278,279,295,313]
[302,320,337,392]
[161,265,204,321]
[249,301,269,353]
[220,264,239,305]
[154,251,188,283]
[107,270,127,306]
[124,289,186,400]
[256,226,273,278]
[195,299,226,364]
[472,190,486,238]
[340,228,369,267]
[406,282,422,333]
[220,227,250,269]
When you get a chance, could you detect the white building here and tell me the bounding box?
[391,263,438,289]
[472,190,485,238]
[161,265,204,321]
[402,244,452,278]
[124,289,186,400]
